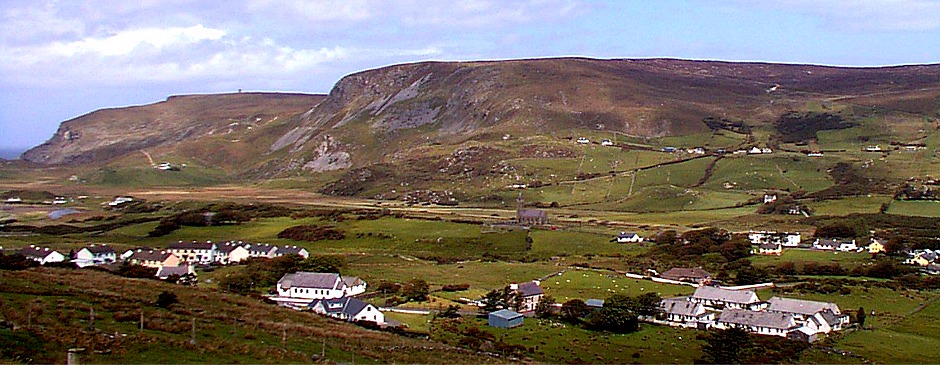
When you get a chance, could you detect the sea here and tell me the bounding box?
[0,148,24,160]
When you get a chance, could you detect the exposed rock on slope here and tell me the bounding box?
[22,93,322,165]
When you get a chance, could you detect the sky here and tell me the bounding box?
[2,0,940,153]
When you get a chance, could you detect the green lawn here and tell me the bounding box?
[750,249,871,267]
[886,200,940,217]
[541,269,696,302]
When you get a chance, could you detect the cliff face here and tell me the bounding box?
[22,93,323,165]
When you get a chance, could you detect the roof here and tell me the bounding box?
[278,245,307,255]
[248,244,277,254]
[129,250,174,262]
[18,246,61,259]
[515,281,544,297]
[489,309,524,320]
[216,242,247,254]
[692,286,759,304]
[818,310,843,326]
[662,267,711,279]
[278,272,341,290]
[661,298,704,317]
[342,276,364,287]
[585,299,604,308]
[767,297,840,316]
[311,297,371,317]
[156,264,193,278]
[617,232,639,238]
[758,243,781,250]
[84,245,116,255]
[167,241,215,250]
[718,308,796,330]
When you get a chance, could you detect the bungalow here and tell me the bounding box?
[806,152,824,157]
[753,243,782,255]
[247,244,278,259]
[905,250,936,266]
[748,147,763,154]
[762,194,777,204]
[661,267,712,285]
[511,281,544,313]
[813,238,857,252]
[275,272,367,301]
[576,137,589,144]
[713,308,798,337]
[108,197,134,206]
[766,297,848,335]
[864,145,883,152]
[309,297,384,324]
[215,242,250,265]
[689,286,762,310]
[74,244,117,267]
[127,250,181,269]
[488,309,524,329]
[601,139,614,146]
[156,264,196,280]
[276,245,310,259]
[661,297,714,326]
[613,232,644,243]
[18,245,66,265]
[166,241,217,265]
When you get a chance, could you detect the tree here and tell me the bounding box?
[560,299,591,322]
[479,287,519,313]
[535,295,557,318]
[586,306,638,333]
[401,279,429,302]
[815,224,855,239]
[218,272,255,294]
[632,293,663,317]
[438,304,461,319]
[300,255,346,274]
[155,291,178,308]
[698,328,753,364]
[856,307,867,329]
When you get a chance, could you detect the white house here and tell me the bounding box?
[748,147,764,154]
[275,272,367,304]
[18,245,66,265]
[689,286,762,310]
[156,264,196,280]
[309,297,384,324]
[765,297,848,334]
[613,232,644,243]
[661,297,714,326]
[511,281,544,313]
[813,238,857,252]
[108,197,134,206]
[576,137,589,144]
[166,241,217,265]
[713,308,798,337]
[601,139,614,146]
[276,245,310,259]
[74,244,117,267]
[247,244,278,259]
[215,242,251,264]
[762,194,778,204]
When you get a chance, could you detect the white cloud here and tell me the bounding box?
[246,0,372,22]
[397,0,581,27]
[45,25,226,57]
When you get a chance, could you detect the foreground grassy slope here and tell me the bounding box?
[0,268,500,364]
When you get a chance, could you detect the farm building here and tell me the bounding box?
[488,309,524,329]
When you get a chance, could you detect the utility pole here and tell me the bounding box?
[88,305,95,331]
[139,309,144,331]
[190,318,196,345]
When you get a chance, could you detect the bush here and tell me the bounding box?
[441,284,470,292]
[277,225,346,242]
[156,291,178,308]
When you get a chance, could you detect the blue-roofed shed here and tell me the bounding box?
[586,299,604,310]
[488,309,524,329]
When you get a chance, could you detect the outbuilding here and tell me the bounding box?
[488,309,524,329]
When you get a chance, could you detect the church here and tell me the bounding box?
[516,194,549,226]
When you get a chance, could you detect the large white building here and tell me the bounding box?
[273,272,367,307]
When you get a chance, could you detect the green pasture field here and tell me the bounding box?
[704,155,833,193]
[807,195,892,216]
[541,269,696,302]
[84,165,229,187]
[527,229,643,257]
[750,249,871,268]
[606,186,751,212]
[886,200,940,217]
[384,312,433,333]
[432,317,702,364]
[345,257,559,292]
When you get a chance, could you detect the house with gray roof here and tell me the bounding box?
[766,297,848,333]
[214,242,250,264]
[276,245,309,259]
[510,281,544,312]
[156,264,196,280]
[166,241,217,264]
[661,297,714,326]
[74,244,116,267]
[613,232,644,243]
[18,245,66,265]
[309,297,384,324]
[714,308,798,337]
[247,244,278,259]
[661,267,712,285]
[275,272,368,307]
[127,249,181,268]
[689,286,761,310]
